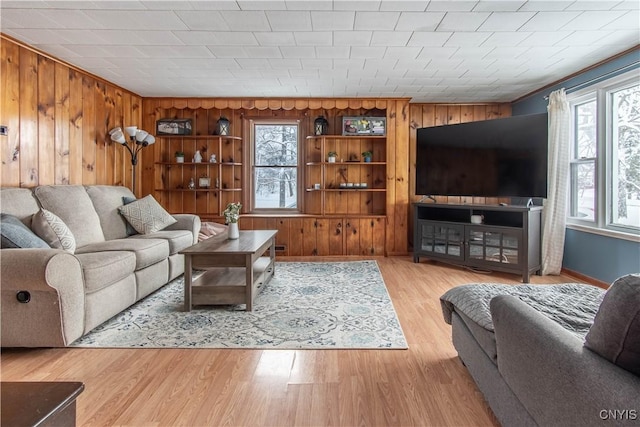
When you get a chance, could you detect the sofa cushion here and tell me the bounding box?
[585,274,640,376]
[122,196,138,236]
[34,185,105,247]
[0,188,41,227]
[85,185,136,240]
[31,209,76,253]
[76,238,169,270]
[118,195,177,235]
[74,251,136,293]
[131,229,193,255]
[0,213,49,249]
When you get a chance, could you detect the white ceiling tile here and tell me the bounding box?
[188,1,241,10]
[207,46,248,58]
[407,32,452,46]
[237,1,287,10]
[472,1,525,12]
[136,45,213,58]
[311,11,355,31]
[478,12,535,31]
[428,1,478,12]
[218,11,271,30]
[565,1,620,11]
[370,31,412,46]
[253,31,296,46]
[602,11,640,30]
[294,31,332,46]
[289,68,319,77]
[561,11,626,30]
[354,12,401,30]
[484,46,529,59]
[333,31,372,46]
[395,12,445,31]
[230,69,263,78]
[88,1,147,10]
[364,58,397,69]
[519,11,582,31]
[481,31,532,46]
[210,31,259,45]
[350,46,387,59]
[444,32,492,47]
[517,31,572,46]
[284,0,332,11]
[300,59,333,69]
[416,46,457,59]
[334,1,381,11]
[280,46,316,58]
[380,1,428,12]
[266,11,312,31]
[334,59,365,69]
[129,31,185,45]
[554,30,625,46]
[450,46,494,59]
[612,1,640,10]
[395,59,431,69]
[316,46,351,58]
[173,31,220,45]
[141,1,194,10]
[596,29,640,46]
[384,46,422,59]
[82,10,189,30]
[268,58,301,69]
[437,12,491,31]
[175,11,231,30]
[0,9,65,28]
[518,1,572,11]
[2,28,59,44]
[243,46,283,58]
[30,43,80,58]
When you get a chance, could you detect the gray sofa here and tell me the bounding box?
[1,185,200,347]
[441,277,640,426]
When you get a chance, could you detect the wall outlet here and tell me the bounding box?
[0,125,8,136]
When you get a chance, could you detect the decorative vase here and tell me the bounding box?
[314,116,329,135]
[228,222,239,239]
[193,150,202,163]
[217,117,230,136]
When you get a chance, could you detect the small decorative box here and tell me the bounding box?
[156,119,193,135]
[342,116,386,136]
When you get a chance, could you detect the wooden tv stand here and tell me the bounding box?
[413,203,542,282]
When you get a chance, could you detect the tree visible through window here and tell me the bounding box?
[253,123,299,209]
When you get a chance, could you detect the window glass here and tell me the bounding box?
[610,83,640,229]
[253,123,299,210]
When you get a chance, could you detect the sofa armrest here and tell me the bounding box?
[165,214,201,244]
[1,249,85,347]
[491,295,640,426]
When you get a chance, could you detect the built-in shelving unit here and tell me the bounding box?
[305,135,387,216]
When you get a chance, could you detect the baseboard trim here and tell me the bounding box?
[561,268,609,289]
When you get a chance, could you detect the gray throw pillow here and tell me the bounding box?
[122,196,138,236]
[0,213,49,249]
[118,195,176,234]
[585,274,640,376]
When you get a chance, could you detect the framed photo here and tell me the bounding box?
[342,116,386,136]
[156,119,193,135]
[198,177,211,188]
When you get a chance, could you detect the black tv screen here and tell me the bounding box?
[416,113,548,199]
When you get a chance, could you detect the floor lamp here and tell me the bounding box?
[109,126,155,195]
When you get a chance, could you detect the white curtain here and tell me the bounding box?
[542,89,570,275]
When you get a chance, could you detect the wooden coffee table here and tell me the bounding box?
[180,230,277,311]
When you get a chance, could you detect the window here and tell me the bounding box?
[250,120,301,211]
[568,69,640,236]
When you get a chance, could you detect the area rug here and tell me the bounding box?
[71,261,408,349]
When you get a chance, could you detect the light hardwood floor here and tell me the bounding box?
[1,257,580,426]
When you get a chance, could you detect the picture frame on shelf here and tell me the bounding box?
[198,177,211,188]
[157,119,193,135]
[342,116,386,136]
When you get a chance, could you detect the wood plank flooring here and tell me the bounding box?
[1,257,579,426]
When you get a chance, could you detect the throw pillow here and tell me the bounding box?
[31,209,77,253]
[117,194,176,235]
[0,213,50,249]
[584,274,640,376]
[121,196,138,236]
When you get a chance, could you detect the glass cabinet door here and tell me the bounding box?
[467,227,522,268]
[418,221,464,260]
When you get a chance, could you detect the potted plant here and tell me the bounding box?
[175,150,185,163]
[362,151,373,162]
[327,151,338,163]
[223,202,242,239]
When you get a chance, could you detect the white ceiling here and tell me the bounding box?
[1,0,638,102]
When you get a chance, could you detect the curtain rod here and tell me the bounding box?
[543,61,639,100]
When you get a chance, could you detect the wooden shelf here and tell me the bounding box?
[157,135,242,140]
[306,188,386,192]
[155,188,242,192]
[155,162,242,166]
[306,161,386,166]
[306,135,386,140]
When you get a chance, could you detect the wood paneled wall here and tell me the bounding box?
[0,36,142,192]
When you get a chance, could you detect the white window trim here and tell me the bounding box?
[566,68,640,237]
[247,118,303,214]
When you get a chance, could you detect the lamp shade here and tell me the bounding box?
[125,126,138,138]
[135,130,149,143]
[143,134,156,146]
[108,128,126,144]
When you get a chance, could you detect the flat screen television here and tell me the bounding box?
[416,113,548,199]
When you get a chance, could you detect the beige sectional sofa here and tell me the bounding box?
[1,185,200,347]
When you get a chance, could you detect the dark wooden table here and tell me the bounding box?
[180,230,277,311]
[1,381,84,427]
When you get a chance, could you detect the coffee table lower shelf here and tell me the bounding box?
[191,256,274,307]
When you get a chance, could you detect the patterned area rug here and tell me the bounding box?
[71,261,408,349]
